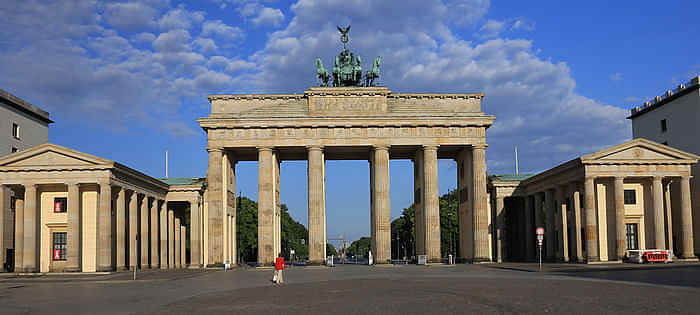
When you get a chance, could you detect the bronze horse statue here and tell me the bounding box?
[315,58,330,87]
[365,56,381,87]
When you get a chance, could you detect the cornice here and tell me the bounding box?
[208,94,303,102]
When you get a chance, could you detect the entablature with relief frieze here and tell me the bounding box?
[207,125,487,148]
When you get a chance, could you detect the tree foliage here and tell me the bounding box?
[345,237,371,257]
[326,243,338,256]
[236,196,309,263]
[390,189,460,259]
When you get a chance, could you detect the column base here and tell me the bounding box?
[188,264,202,269]
[96,266,114,272]
[160,265,169,270]
[677,257,699,262]
[116,266,128,271]
[471,257,493,264]
[63,267,81,272]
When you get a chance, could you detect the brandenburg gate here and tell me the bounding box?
[198,27,495,266]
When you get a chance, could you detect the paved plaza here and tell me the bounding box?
[1,263,699,314]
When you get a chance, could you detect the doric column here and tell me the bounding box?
[370,145,391,264]
[495,195,505,263]
[181,225,186,267]
[190,199,201,268]
[472,144,490,262]
[128,191,138,270]
[413,149,425,256]
[544,189,554,260]
[66,183,81,272]
[307,145,326,264]
[206,147,224,266]
[159,200,168,269]
[150,196,158,268]
[534,193,543,230]
[557,186,569,262]
[664,180,674,253]
[680,176,695,259]
[584,177,599,262]
[613,177,626,260]
[258,146,276,265]
[140,195,148,269]
[524,195,535,261]
[652,176,666,250]
[14,197,24,271]
[422,145,440,262]
[22,184,37,272]
[175,217,181,268]
[457,148,473,261]
[168,207,174,268]
[116,187,126,271]
[570,182,583,262]
[97,181,112,271]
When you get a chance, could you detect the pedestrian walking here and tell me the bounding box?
[274,253,285,284]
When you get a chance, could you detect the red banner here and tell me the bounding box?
[54,201,61,213]
[53,249,61,260]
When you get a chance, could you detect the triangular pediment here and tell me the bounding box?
[0,143,113,168]
[581,138,699,162]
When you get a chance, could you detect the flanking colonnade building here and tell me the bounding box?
[0,144,208,272]
[489,139,698,263]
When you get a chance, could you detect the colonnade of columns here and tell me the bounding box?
[509,176,695,263]
[0,182,200,272]
[206,144,489,266]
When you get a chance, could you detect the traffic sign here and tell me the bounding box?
[536,227,544,236]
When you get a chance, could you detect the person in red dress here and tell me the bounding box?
[274,253,285,284]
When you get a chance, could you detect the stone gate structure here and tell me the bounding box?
[198,87,495,265]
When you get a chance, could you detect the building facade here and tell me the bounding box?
[628,76,700,255]
[0,90,52,157]
[0,143,207,272]
[489,139,698,263]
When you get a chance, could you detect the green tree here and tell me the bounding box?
[390,189,460,260]
[346,237,371,257]
[326,243,338,256]
[236,196,258,263]
[236,197,309,263]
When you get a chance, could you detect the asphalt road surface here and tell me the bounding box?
[1,263,699,314]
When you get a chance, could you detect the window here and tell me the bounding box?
[11,147,17,153]
[53,197,67,213]
[660,119,667,132]
[624,189,636,205]
[52,232,67,261]
[12,123,19,139]
[625,223,639,250]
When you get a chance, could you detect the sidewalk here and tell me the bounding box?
[487,261,700,273]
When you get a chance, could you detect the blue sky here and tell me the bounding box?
[1,0,699,242]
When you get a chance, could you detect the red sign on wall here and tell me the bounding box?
[54,201,62,213]
[53,249,61,260]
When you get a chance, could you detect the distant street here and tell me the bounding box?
[1,263,699,314]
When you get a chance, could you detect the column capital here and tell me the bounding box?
[23,183,37,189]
[472,144,488,150]
[374,144,391,151]
[584,175,596,181]
[206,147,223,153]
[421,144,437,151]
[614,176,625,182]
[97,178,112,186]
[652,175,663,182]
[257,146,274,152]
[306,145,324,151]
